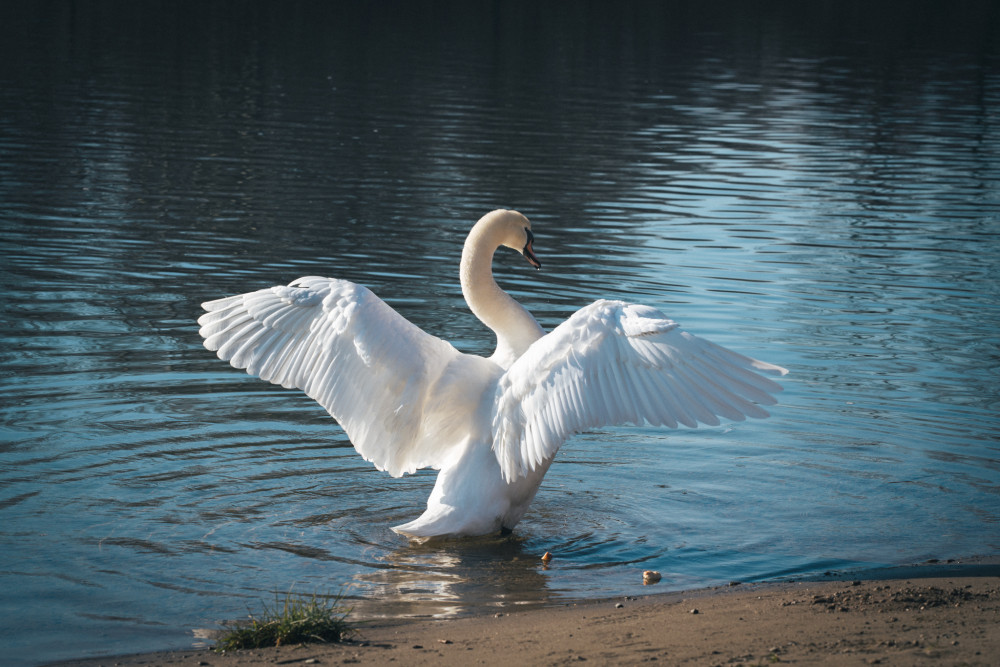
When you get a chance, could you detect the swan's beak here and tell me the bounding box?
[523,231,542,269]
[523,241,541,269]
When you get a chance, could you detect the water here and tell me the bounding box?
[2,2,999,664]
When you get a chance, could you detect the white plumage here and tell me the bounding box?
[198,209,787,539]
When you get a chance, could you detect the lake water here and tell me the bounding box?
[2,3,999,664]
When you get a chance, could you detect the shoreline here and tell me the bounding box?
[50,559,1000,666]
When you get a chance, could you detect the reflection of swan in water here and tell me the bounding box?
[198,209,787,539]
[348,535,551,619]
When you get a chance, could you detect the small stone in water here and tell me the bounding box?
[643,570,662,584]
[541,551,553,562]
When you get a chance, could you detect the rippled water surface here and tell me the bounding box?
[2,3,999,664]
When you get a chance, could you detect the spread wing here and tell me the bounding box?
[198,276,461,476]
[492,300,788,481]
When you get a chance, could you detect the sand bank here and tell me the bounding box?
[52,564,999,666]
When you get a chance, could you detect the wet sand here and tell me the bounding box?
[51,560,1000,667]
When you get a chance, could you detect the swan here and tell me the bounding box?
[198,209,787,540]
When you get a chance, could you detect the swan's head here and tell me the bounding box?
[477,209,541,270]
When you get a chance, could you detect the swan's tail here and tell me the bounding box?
[391,510,466,540]
[390,518,439,541]
[391,504,505,540]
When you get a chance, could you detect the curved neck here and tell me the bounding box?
[460,224,544,369]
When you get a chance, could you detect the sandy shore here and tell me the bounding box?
[53,564,1000,666]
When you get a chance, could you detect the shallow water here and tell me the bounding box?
[1,3,999,664]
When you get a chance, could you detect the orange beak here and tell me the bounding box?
[523,230,541,269]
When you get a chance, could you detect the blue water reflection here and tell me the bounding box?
[1,3,999,665]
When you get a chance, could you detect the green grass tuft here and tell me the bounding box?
[216,590,353,652]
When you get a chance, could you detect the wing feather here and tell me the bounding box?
[492,300,787,481]
[198,276,462,476]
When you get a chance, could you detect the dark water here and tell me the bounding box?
[2,2,999,664]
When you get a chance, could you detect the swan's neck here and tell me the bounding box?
[460,226,544,369]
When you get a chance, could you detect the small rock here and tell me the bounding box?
[616,603,624,608]
[690,608,699,614]
[438,639,453,644]
[642,570,662,584]
[541,551,553,562]
[412,644,423,649]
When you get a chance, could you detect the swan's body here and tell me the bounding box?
[198,210,787,539]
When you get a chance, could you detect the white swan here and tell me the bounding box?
[198,209,787,540]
